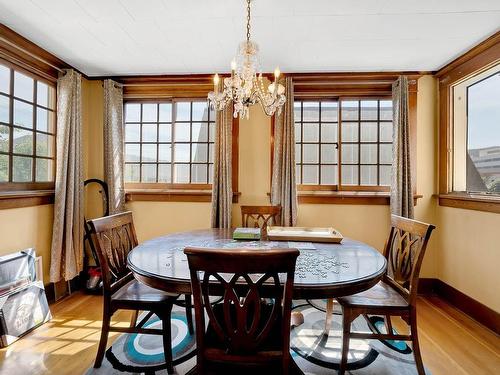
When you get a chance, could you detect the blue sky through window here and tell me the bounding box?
[467,72,500,150]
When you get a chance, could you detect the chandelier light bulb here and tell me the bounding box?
[274,67,281,79]
[213,73,220,85]
[231,59,237,71]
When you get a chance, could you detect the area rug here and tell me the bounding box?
[85,301,430,374]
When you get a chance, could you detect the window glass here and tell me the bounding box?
[124,100,213,184]
[466,72,500,194]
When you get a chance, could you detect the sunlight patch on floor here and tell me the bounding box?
[52,341,96,355]
[62,319,94,326]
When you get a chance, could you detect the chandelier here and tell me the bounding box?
[207,0,286,119]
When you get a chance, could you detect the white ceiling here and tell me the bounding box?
[0,0,499,76]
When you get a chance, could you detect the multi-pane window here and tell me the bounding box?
[0,63,56,184]
[124,100,215,184]
[294,99,393,188]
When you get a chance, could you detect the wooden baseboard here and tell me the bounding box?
[418,278,499,335]
[417,278,437,295]
[45,275,83,304]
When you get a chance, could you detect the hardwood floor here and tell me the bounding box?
[0,293,498,375]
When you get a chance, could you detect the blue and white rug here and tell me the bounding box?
[86,301,430,374]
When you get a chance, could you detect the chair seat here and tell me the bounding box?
[111,279,178,307]
[336,281,409,309]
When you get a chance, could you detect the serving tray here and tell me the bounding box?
[267,226,343,243]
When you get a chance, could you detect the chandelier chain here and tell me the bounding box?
[246,0,251,41]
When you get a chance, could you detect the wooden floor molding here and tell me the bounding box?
[418,278,500,335]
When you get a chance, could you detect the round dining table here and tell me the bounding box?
[127,228,387,300]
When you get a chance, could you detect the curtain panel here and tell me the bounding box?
[271,77,298,226]
[211,83,233,228]
[391,75,414,218]
[103,79,125,214]
[50,69,84,283]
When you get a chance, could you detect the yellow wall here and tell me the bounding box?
[414,76,439,277]
[436,207,500,312]
[0,205,53,283]
[80,77,438,254]
[3,75,498,313]
[233,76,439,274]
[82,79,105,219]
[0,78,105,284]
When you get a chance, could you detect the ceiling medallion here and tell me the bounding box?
[208,0,286,120]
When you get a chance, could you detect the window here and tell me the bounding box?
[466,71,500,194]
[0,63,56,187]
[451,64,500,196]
[438,35,500,214]
[294,99,393,190]
[124,100,215,185]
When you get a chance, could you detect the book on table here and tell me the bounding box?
[232,227,261,240]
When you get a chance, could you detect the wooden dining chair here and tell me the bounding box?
[240,205,282,231]
[88,211,193,374]
[336,215,435,375]
[184,247,299,375]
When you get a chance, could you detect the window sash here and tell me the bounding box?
[294,98,392,191]
[123,99,215,185]
[0,62,56,189]
[451,64,500,196]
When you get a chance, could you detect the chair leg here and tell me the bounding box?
[410,310,426,375]
[185,294,194,335]
[323,298,334,336]
[339,308,352,375]
[282,353,290,375]
[161,304,175,375]
[130,309,139,328]
[94,311,111,368]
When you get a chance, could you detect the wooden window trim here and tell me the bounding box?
[0,25,70,82]
[438,193,500,214]
[0,26,67,209]
[0,189,54,209]
[266,190,422,205]
[271,73,419,204]
[121,85,239,203]
[436,31,500,213]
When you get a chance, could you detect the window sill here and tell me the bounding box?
[438,193,500,214]
[296,191,422,205]
[125,190,241,203]
[0,190,55,210]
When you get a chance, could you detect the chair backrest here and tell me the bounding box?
[87,211,138,295]
[383,215,435,306]
[240,205,282,230]
[185,247,299,362]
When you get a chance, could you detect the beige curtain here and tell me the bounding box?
[271,77,298,226]
[391,76,414,218]
[211,83,233,228]
[103,79,125,214]
[50,69,84,282]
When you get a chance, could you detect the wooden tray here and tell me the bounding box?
[267,226,343,243]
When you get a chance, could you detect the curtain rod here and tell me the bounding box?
[0,35,65,73]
